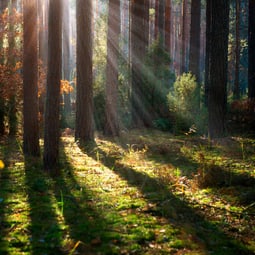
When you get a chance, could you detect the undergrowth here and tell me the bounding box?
[0,130,254,254]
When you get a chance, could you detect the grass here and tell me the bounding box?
[0,129,255,254]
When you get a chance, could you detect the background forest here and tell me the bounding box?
[0,0,255,254]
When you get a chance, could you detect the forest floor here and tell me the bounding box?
[0,129,255,255]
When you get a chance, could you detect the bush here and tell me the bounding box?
[167,72,206,134]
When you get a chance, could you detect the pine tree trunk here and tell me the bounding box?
[75,0,94,143]
[248,0,255,99]
[104,0,120,136]
[23,0,40,156]
[43,0,62,173]
[208,0,229,138]
[234,0,240,99]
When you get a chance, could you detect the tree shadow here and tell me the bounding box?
[24,157,65,255]
[49,142,123,254]
[0,138,24,254]
[81,141,255,255]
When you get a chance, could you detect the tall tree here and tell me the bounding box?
[0,1,8,135]
[23,0,40,156]
[208,0,230,138]
[180,0,188,73]
[189,0,201,106]
[104,0,120,136]
[130,0,150,127]
[43,0,62,172]
[233,0,241,99]
[165,0,171,52]
[75,0,94,142]
[248,0,255,99]
[204,0,212,107]
[63,0,71,114]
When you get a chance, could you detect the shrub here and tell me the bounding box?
[167,72,206,134]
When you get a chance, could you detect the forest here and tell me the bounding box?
[0,0,255,254]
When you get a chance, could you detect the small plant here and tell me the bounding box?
[167,72,207,134]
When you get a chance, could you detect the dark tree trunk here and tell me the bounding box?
[43,0,62,173]
[165,0,171,53]
[104,0,120,136]
[204,0,212,107]
[248,0,255,99]
[63,0,71,115]
[130,0,151,127]
[23,0,40,156]
[189,0,201,107]
[234,0,240,99]
[75,0,94,142]
[208,0,230,138]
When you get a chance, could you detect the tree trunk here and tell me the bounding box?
[208,0,230,138]
[204,0,212,107]
[63,0,71,115]
[43,0,62,173]
[23,0,40,156]
[189,0,201,107]
[233,0,240,99]
[75,0,94,143]
[104,0,120,136]
[165,0,171,53]
[248,0,255,99]
[130,0,151,127]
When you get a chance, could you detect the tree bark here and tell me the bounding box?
[43,0,62,172]
[233,0,240,99]
[208,0,229,138]
[104,0,120,136]
[248,0,255,99]
[23,0,40,156]
[75,0,94,142]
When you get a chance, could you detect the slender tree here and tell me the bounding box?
[165,0,171,52]
[75,0,94,142]
[248,0,255,99]
[204,0,212,107]
[104,0,120,136]
[233,0,240,99]
[23,0,40,156]
[63,0,71,114]
[189,0,201,107]
[43,0,62,172]
[208,0,230,138]
[0,1,8,135]
[130,0,150,127]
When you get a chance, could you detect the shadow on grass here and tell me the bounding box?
[25,157,65,255]
[0,138,24,254]
[25,143,121,255]
[82,141,255,255]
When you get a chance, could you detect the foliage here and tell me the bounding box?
[167,72,206,134]
[0,8,23,101]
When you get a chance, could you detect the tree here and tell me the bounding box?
[233,0,240,99]
[75,0,94,143]
[43,0,62,172]
[130,0,150,127]
[165,0,171,53]
[62,0,71,115]
[189,0,201,106]
[104,0,120,136]
[248,0,255,99]
[208,0,230,138]
[204,0,212,107]
[0,1,8,135]
[23,0,40,156]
